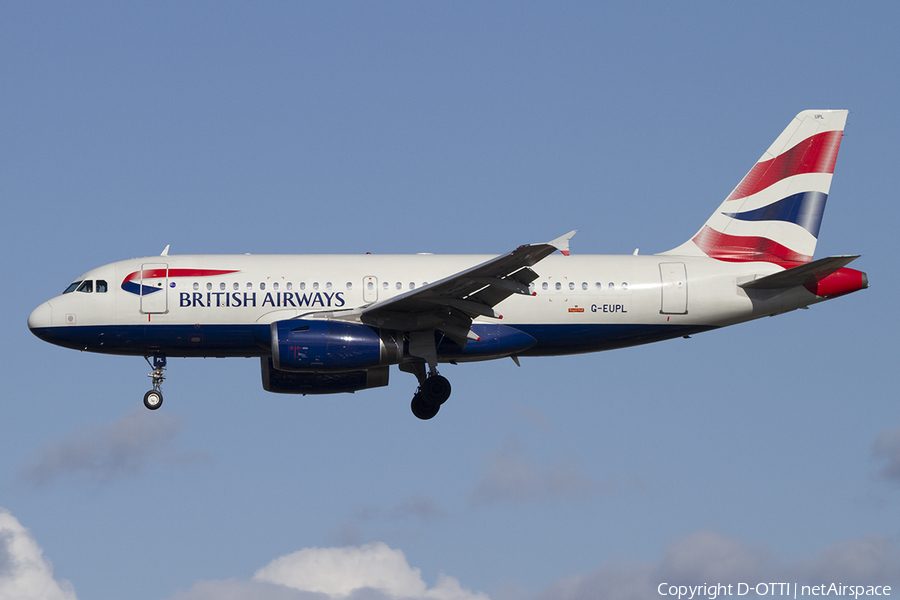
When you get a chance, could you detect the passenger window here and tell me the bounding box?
[409,282,415,290]
[246,282,253,290]
[96,280,108,293]
[382,282,388,289]
[622,282,628,290]
[555,282,561,290]
[286,282,293,291]
[326,282,333,291]
[233,282,239,290]
[581,282,587,291]
[609,282,615,290]
[300,282,306,291]
[313,282,319,291]
[273,282,279,291]
[396,282,402,290]
[63,281,82,294]
[220,282,226,291]
[569,282,575,291]
[542,282,548,291]
[595,282,602,290]
[346,282,353,290]
[207,282,212,291]
[76,280,93,293]
[260,282,266,290]
[193,282,199,291]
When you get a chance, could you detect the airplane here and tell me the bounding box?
[28,110,868,420]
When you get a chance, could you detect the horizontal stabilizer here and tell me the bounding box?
[739,255,860,290]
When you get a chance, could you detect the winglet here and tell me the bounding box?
[548,230,577,256]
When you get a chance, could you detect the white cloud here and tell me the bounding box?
[254,543,429,597]
[18,407,208,488]
[0,508,77,600]
[169,542,489,600]
[469,438,597,506]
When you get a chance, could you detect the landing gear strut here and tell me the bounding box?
[143,355,166,410]
[401,361,452,420]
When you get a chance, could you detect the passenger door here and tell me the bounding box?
[140,263,169,314]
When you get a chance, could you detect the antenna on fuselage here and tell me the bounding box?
[160,245,170,256]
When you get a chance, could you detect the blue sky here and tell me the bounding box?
[1,3,898,599]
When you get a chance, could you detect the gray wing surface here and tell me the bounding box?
[360,231,575,347]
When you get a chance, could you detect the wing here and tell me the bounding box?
[359,231,576,347]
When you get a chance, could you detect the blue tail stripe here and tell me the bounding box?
[722,191,827,237]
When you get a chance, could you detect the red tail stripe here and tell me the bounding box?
[726,130,843,201]
[692,225,811,266]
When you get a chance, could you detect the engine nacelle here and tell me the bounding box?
[261,358,390,394]
[270,319,403,372]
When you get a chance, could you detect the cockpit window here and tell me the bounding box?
[96,280,108,293]
[76,280,93,293]
[63,281,82,294]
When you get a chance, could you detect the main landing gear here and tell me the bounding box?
[402,362,451,420]
[143,355,166,410]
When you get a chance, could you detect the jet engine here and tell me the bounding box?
[270,319,403,372]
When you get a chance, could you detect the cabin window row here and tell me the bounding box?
[537,281,629,291]
[62,278,628,295]
[189,281,429,292]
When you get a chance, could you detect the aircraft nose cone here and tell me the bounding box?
[28,301,52,333]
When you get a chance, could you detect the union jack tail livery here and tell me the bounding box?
[663,110,847,266]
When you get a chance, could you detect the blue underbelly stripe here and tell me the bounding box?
[30,322,718,359]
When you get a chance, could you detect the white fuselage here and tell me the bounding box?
[28,252,819,359]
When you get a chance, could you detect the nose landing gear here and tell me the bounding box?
[143,355,166,410]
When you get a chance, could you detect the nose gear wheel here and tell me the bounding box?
[143,355,167,410]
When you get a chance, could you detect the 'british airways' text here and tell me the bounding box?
[179,292,346,308]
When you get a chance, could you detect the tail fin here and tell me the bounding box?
[661,110,848,266]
